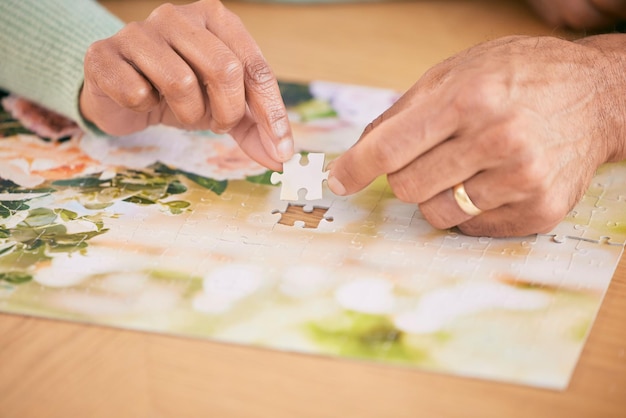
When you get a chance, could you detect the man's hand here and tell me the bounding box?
[327,35,626,237]
[80,0,292,171]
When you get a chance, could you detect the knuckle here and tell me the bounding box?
[517,155,549,192]
[216,5,242,25]
[163,72,198,99]
[244,58,275,89]
[111,23,148,55]
[224,60,245,84]
[120,86,155,111]
[84,37,122,73]
[84,40,104,60]
[147,2,177,23]
[264,106,289,127]
[83,42,104,72]
[479,115,527,161]
[116,21,143,40]
[209,56,244,88]
[454,72,509,115]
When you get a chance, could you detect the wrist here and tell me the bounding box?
[574,34,626,163]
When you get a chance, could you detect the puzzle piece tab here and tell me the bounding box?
[270,153,329,201]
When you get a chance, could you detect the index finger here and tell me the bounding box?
[205,5,294,163]
[327,95,459,196]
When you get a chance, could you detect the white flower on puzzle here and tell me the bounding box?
[394,282,551,334]
[193,264,266,314]
[334,277,397,314]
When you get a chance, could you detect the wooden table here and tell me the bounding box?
[1,1,625,417]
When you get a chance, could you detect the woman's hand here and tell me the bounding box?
[327,35,626,237]
[80,0,292,171]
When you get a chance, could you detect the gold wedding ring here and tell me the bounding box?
[453,183,483,216]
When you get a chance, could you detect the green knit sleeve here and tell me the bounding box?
[0,0,124,132]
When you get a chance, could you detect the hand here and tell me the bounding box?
[526,0,626,30]
[327,35,626,237]
[80,0,293,171]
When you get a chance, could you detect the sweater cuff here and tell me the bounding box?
[0,0,124,135]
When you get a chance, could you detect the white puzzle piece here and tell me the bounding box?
[270,153,329,201]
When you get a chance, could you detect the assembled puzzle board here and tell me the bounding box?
[1,81,624,390]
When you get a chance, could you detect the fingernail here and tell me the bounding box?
[276,137,294,161]
[327,175,347,196]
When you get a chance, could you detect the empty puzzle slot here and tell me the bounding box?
[272,204,333,229]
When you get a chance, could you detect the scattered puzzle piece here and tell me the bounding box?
[270,153,329,201]
[272,203,334,228]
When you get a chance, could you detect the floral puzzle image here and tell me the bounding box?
[0,81,624,390]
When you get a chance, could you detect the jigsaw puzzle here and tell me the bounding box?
[270,152,329,201]
[1,81,624,390]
